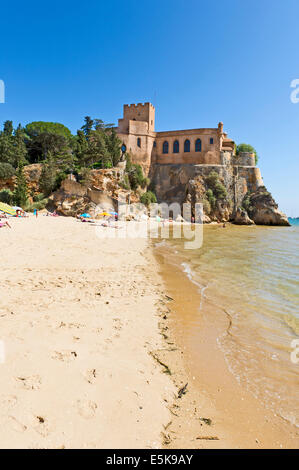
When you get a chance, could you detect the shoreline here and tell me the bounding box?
[153,237,299,449]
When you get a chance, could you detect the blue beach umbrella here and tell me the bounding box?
[80,213,91,218]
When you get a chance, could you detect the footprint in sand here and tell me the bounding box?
[84,369,97,384]
[2,395,18,408]
[76,399,98,419]
[52,350,77,362]
[8,415,27,433]
[113,318,123,331]
[16,375,42,390]
[34,415,50,437]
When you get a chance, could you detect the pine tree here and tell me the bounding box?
[105,128,121,166]
[13,163,28,207]
[81,116,94,138]
[13,125,28,167]
[39,153,57,196]
[3,120,13,136]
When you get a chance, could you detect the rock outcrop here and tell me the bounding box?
[151,159,289,226]
[0,163,42,197]
[234,207,254,225]
[48,168,137,217]
[246,187,290,226]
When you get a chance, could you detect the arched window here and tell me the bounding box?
[162,141,169,154]
[184,139,190,152]
[173,140,179,154]
[195,138,202,152]
[137,137,141,148]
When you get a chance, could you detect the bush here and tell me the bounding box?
[202,198,211,214]
[0,162,15,179]
[205,171,227,201]
[25,198,48,212]
[78,167,92,186]
[140,191,157,206]
[236,143,258,165]
[206,188,216,209]
[33,193,45,202]
[0,188,13,204]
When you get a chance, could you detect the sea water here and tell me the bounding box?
[167,223,299,427]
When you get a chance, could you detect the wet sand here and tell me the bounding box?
[155,243,299,449]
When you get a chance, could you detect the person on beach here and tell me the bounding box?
[0,220,11,228]
[34,209,38,218]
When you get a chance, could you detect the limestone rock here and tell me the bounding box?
[247,187,290,226]
[234,207,254,225]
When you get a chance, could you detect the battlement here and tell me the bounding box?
[124,102,155,109]
[122,102,155,133]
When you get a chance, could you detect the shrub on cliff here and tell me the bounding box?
[202,198,211,214]
[206,171,227,201]
[0,189,13,204]
[140,191,157,206]
[206,188,216,209]
[236,143,258,165]
[125,155,148,190]
[0,162,15,179]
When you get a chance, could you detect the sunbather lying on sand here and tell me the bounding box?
[0,221,11,228]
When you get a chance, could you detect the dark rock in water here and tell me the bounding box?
[247,187,290,226]
[233,207,254,225]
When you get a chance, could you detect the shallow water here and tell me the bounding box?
[163,223,299,427]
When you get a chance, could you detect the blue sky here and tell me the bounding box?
[0,0,299,215]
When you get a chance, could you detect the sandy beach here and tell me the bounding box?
[1,216,298,449]
[0,215,175,449]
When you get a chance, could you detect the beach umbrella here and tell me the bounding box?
[0,202,16,216]
[98,212,112,216]
[80,213,91,218]
[12,206,22,211]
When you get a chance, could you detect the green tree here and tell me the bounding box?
[105,128,122,166]
[39,153,57,196]
[0,189,13,204]
[13,125,28,166]
[0,162,15,179]
[236,143,258,165]
[3,120,13,136]
[140,191,157,206]
[0,122,14,165]
[81,116,94,138]
[25,121,72,140]
[13,163,28,207]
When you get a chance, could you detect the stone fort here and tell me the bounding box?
[115,102,265,211]
[116,102,256,174]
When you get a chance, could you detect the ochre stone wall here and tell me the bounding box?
[116,103,232,174]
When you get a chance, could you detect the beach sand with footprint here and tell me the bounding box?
[0,216,174,448]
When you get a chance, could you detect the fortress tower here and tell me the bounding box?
[116,103,156,175]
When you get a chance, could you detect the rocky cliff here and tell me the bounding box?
[150,152,290,226]
[0,156,290,226]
